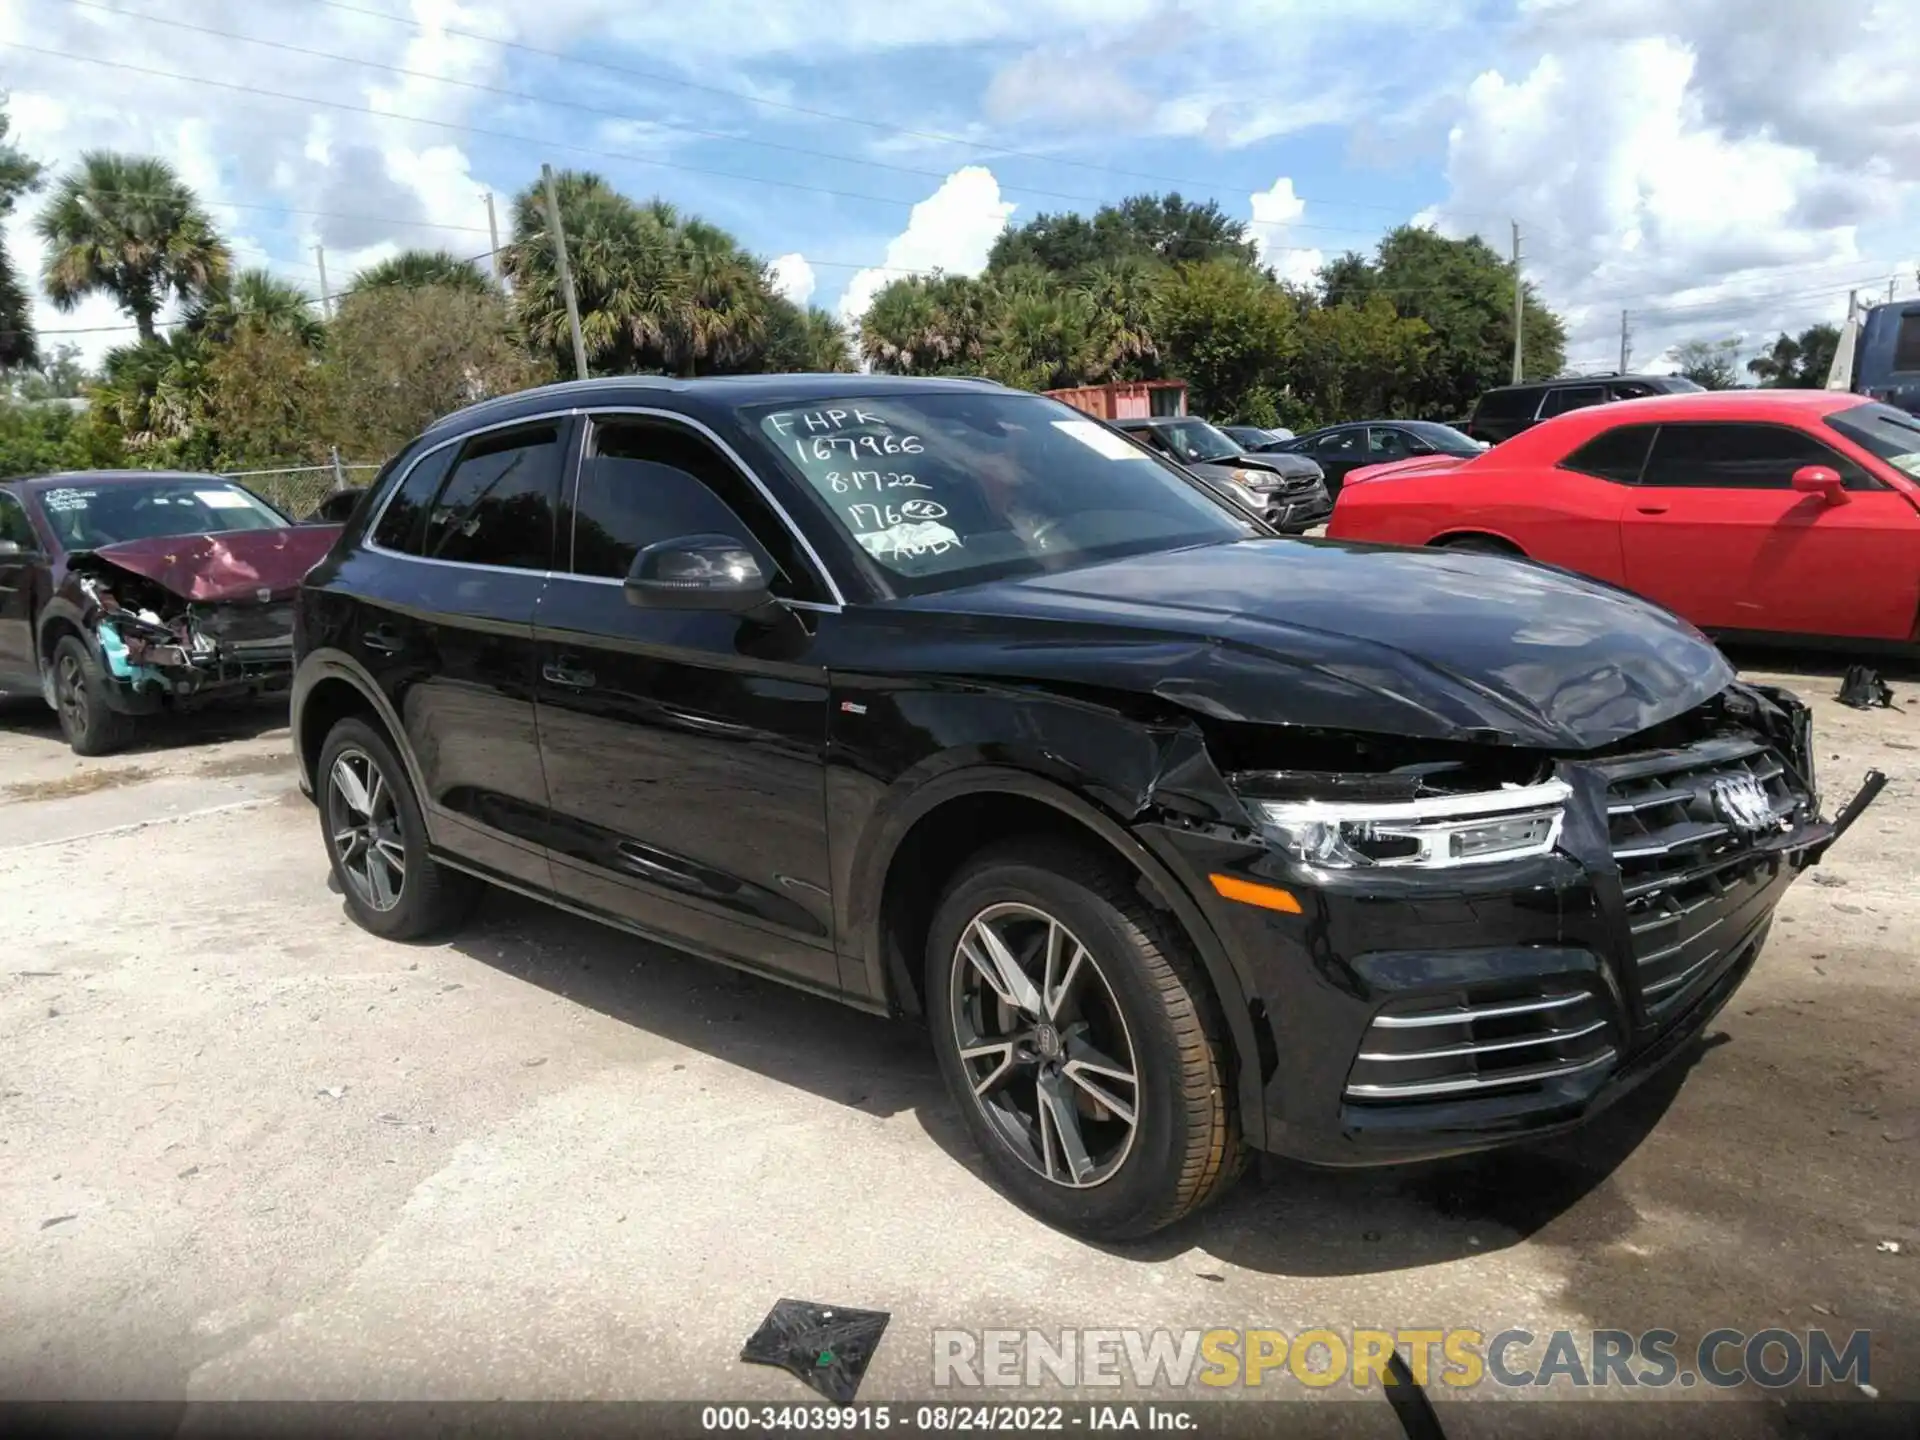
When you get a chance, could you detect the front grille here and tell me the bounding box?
[1597,736,1808,1018]
[1344,986,1615,1102]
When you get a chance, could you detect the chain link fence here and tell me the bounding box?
[218,451,383,521]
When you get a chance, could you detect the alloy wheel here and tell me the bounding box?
[327,747,407,912]
[949,902,1141,1188]
[56,652,88,737]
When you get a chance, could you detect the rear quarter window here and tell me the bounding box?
[1560,424,1656,483]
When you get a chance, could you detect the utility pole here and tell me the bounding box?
[313,244,332,319]
[1619,309,1632,373]
[483,190,504,288]
[541,163,588,382]
[1510,220,1524,384]
[1889,275,1898,303]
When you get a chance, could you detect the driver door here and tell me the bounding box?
[0,489,43,688]
[532,412,844,992]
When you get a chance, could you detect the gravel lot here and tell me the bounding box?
[0,659,1914,1425]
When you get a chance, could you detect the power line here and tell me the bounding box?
[61,0,1396,243]
[288,0,1519,226]
[2,40,1344,260]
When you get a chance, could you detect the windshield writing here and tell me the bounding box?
[37,481,288,551]
[753,393,1251,594]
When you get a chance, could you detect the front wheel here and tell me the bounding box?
[926,840,1245,1240]
[51,635,137,756]
[318,717,480,940]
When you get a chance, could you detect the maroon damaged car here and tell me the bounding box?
[0,471,341,754]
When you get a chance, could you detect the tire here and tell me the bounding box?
[926,838,1245,1240]
[50,634,138,757]
[1437,534,1520,556]
[317,717,480,941]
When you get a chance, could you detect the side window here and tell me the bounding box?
[1542,385,1606,418]
[569,418,820,599]
[1561,424,1656,484]
[1317,429,1362,455]
[0,492,34,549]
[1367,427,1409,458]
[1473,388,1540,422]
[1893,314,1920,373]
[1608,381,1656,401]
[421,424,565,569]
[371,446,457,555]
[1641,424,1873,490]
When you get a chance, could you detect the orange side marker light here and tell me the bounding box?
[1209,874,1302,913]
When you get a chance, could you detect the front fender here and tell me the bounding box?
[844,757,1270,1149]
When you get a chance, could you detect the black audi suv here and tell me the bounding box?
[291,375,1877,1240]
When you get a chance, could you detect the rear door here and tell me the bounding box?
[353,418,572,886]
[532,411,842,992]
[0,488,42,687]
[1619,420,1920,639]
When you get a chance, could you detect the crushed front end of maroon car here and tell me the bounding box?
[59,525,342,712]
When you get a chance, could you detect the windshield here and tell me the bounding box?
[749,392,1253,595]
[1149,418,1242,463]
[35,478,289,551]
[1827,401,1920,480]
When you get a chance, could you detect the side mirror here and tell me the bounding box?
[1791,465,1849,505]
[0,539,20,556]
[624,533,776,614]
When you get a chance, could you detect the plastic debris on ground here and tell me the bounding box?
[1837,664,1896,710]
[740,1298,890,1402]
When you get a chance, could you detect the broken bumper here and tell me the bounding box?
[1141,743,1884,1167]
[93,612,297,713]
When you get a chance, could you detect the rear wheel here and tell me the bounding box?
[51,635,137,756]
[927,839,1244,1240]
[318,717,479,940]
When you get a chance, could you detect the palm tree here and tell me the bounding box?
[763,299,853,372]
[37,151,230,343]
[662,223,768,376]
[188,268,324,347]
[0,103,45,371]
[91,333,208,452]
[858,276,948,373]
[350,249,496,297]
[1078,254,1164,379]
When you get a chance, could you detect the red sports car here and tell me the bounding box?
[1326,390,1920,646]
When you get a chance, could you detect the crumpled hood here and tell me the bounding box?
[889,537,1734,749]
[71,525,342,603]
[1234,451,1323,481]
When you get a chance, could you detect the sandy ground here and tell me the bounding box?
[0,661,1914,1428]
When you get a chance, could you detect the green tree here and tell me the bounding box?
[1315,226,1565,418]
[0,395,125,478]
[350,249,496,296]
[8,342,89,401]
[1077,255,1165,379]
[0,99,45,371]
[661,216,769,376]
[1671,337,1742,389]
[197,325,329,469]
[89,333,211,459]
[1292,295,1433,427]
[762,299,854,372]
[188,268,324,348]
[321,284,540,461]
[1746,323,1841,388]
[37,152,231,343]
[858,272,1003,375]
[983,289,1102,392]
[1148,258,1300,422]
[991,192,1257,275]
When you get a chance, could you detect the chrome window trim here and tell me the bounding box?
[360,403,847,609]
[362,407,581,572]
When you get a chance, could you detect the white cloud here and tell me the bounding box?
[1248,177,1324,287]
[1426,4,1920,370]
[769,253,815,307]
[837,166,1016,327]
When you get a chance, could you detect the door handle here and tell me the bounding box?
[361,626,404,654]
[542,659,597,690]
[1635,505,1669,515]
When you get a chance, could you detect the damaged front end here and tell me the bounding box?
[51,526,341,715]
[1135,678,1885,1166]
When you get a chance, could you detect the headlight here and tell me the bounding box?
[1230,467,1277,492]
[1246,779,1572,869]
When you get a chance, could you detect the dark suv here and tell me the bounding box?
[292,375,1872,1240]
[1467,373,1704,445]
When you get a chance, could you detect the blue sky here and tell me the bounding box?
[3,0,1916,374]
